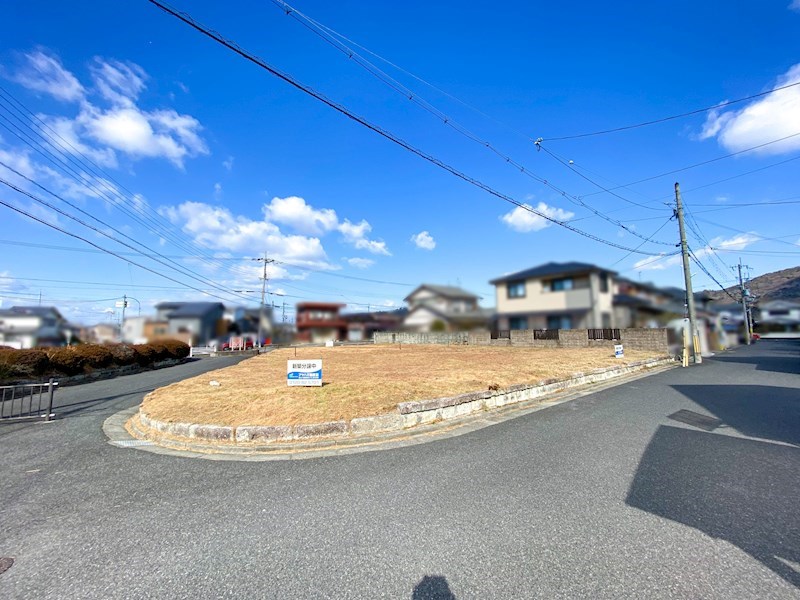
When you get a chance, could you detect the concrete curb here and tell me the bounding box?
[130,356,674,449]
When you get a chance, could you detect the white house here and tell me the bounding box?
[0,306,67,348]
[402,284,490,332]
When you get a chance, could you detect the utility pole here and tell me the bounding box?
[253,252,274,351]
[674,182,701,365]
[738,259,751,345]
[120,294,127,343]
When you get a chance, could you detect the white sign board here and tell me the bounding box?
[614,344,624,358]
[287,359,323,386]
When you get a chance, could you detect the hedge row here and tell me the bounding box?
[0,340,190,381]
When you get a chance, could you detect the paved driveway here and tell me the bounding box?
[1,342,798,599]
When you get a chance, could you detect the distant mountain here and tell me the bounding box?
[703,265,800,305]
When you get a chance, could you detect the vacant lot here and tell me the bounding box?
[140,345,664,427]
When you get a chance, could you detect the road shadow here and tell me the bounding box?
[412,575,457,599]
[709,340,800,375]
[671,385,800,446]
[627,425,800,589]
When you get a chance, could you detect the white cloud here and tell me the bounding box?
[709,232,759,251]
[791,0,800,12]
[698,64,800,155]
[39,115,118,168]
[500,202,575,232]
[410,230,436,250]
[9,49,84,102]
[265,196,338,236]
[345,257,375,269]
[81,106,208,168]
[90,58,147,106]
[222,156,234,172]
[338,218,391,255]
[5,48,208,169]
[160,200,329,262]
[632,233,759,271]
[214,182,222,200]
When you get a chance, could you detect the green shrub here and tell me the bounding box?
[0,349,50,379]
[46,347,86,376]
[75,345,114,369]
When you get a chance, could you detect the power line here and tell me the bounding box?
[688,247,737,301]
[146,0,664,257]
[0,85,259,282]
[268,0,675,243]
[580,134,800,199]
[544,80,800,141]
[0,182,252,304]
[0,164,257,304]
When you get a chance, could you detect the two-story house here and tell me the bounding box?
[490,262,615,331]
[402,284,490,332]
[152,302,225,345]
[295,302,347,343]
[758,300,800,333]
[0,306,67,348]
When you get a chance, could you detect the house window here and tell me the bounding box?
[507,280,526,298]
[547,315,572,329]
[599,274,609,293]
[509,316,527,330]
[548,278,574,292]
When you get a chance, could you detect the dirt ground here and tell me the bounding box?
[140,345,664,427]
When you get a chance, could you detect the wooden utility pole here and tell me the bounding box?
[674,183,701,364]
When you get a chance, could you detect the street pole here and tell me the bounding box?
[120,294,127,343]
[674,182,701,365]
[253,252,273,351]
[738,259,751,345]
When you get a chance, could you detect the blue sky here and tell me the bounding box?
[1,0,799,324]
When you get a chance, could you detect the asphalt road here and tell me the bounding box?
[1,342,798,599]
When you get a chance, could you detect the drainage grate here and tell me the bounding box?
[668,409,722,432]
[112,440,155,447]
[0,557,14,576]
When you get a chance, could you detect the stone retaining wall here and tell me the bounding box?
[132,356,674,446]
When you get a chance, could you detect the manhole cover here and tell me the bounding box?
[0,557,14,575]
[668,409,722,432]
[112,440,154,447]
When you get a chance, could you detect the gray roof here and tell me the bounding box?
[4,306,64,319]
[761,299,800,310]
[404,284,479,302]
[489,262,616,285]
[162,302,225,318]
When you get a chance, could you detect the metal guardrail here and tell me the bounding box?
[0,378,57,422]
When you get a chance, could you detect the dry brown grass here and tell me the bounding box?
[141,345,663,426]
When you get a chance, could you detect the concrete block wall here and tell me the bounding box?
[468,331,491,345]
[621,328,668,352]
[374,328,668,353]
[559,329,589,348]
[373,331,470,345]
